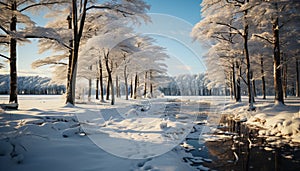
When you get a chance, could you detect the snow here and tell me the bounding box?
[221,96,300,144]
[0,95,196,171]
[1,95,299,170]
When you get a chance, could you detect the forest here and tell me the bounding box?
[191,0,300,109]
[0,0,299,109]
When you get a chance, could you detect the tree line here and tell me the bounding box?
[191,0,300,109]
[0,74,65,95]
[0,0,156,106]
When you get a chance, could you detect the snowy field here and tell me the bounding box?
[0,95,210,171]
[0,95,299,171]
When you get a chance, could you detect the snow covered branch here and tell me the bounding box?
[253,34,273,44]
[19,1,70,12]
[215,22,243,36]
[86,5,134,16]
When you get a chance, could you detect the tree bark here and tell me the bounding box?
[144,71,147,96]
[9,1,18,105]
[104,52,114,105]
[96,79,99,100]
[88,65,92,101]
[66,0,88,105]
[282,56,287,98]
[261,56,266,99]
[232,62,237,100]
[116,75,120,98]
[67,14,73,97]
[124,65,128,100]
[243,12,254,109]
[99,58,104,102]
[130,77,133,98]
[273,15,284,104]
[296,60,299,97]
[150,71,153,98]
[134,73,138,99]
[236,61,241,102]
[106,78,110,100]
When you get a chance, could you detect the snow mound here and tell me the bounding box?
[224,100,300,144]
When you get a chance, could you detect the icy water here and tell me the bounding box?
[178,103,300,171]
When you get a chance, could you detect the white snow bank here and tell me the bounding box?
[222,97,300,144]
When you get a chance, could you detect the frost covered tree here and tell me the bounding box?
[0,0,68,106]
[192,0,254,107]
[30,0,150,105]
[250,0,300,104]
[192,0,299,106]
[65,0,150,105]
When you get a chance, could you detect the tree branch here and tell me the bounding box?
[86,5,134,15]
[20,1,70,12]
[253,34,273,44]
[24,35,71,50]
[0,25,9,35]
[0,2,9,7]
[0,41,9,44]
[215,22,243,36]
[34,61,67,68]
[0,53,10,60]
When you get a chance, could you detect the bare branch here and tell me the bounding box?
[24,35,71,50]
[253,34,273,44]
[0,53,10,60]
[0,25,9,35]
[86,5,134,15]
[20,1,70,12]
[215,22,243,36]
[0,2,9,7]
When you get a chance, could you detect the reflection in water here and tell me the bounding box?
[184,113,300,171]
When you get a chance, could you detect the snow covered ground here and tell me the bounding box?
[0,95,204,171]
[222,96,300,145]
[0,95,299,171]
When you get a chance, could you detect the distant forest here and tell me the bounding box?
[0,75,65,95]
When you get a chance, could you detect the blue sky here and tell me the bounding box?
[0,0,204,77]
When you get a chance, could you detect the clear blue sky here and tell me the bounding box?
[0,0,204,77]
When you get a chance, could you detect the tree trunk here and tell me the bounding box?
[130,77,133,98]
[252,78,257,97]
[67,14,73,97]
[273,15,284,104]
[243,16,254,109]
[96,79,99,100]
[66,0,88,105]
[230,72,233,99]
[296,60,299,97]
[116,75,120,98]
[124,65,129,100]
[261,56,266,99]
[99,57,104,102]
[232,62,237,100]
[236,61,241,102]
[150,71,153,98]
[88,65,92,101]
[134,73,138,99]
[9,1,18,105]
[105,52,114,105]
[283,57,287,98]
[144,71,147,96]
[106,78,110,100]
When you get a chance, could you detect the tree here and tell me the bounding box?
[0,0,69,106]
[65,0,150,105]
[250,0,300,104]
[192,0,256,109]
